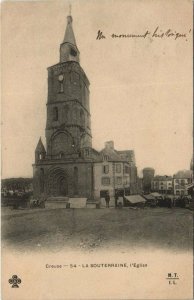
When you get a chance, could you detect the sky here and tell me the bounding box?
[1,0,193,179]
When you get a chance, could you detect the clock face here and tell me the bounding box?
[58,74,64,82]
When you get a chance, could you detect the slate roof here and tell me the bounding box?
[35,137,46,153]
[153,176,172,181]
[99,147,127,162]
[173,170,192,179]
[63,16,77,47]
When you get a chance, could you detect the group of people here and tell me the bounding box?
[105,191,120,208]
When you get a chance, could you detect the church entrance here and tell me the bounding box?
[58,177,68,196]
[47,167,68,197]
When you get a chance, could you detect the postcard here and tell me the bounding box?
[1,0,193,299]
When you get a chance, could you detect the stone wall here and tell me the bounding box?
[33,161,93,199]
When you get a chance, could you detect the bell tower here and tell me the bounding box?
[33,11,94,199]
[45,14,92,158]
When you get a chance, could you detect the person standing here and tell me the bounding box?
[105,193,110,208]
[115,191,118,208]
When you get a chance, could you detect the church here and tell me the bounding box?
[33,14,138,201]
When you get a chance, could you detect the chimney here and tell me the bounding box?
[105,141,114,150]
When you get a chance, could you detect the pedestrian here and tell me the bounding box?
[115,191,118,208]
[167,197,172,208]
[105,193,110,208]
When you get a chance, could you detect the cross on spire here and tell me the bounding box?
[60,3,80,63]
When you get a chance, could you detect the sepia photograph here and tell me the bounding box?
[1,0,193,299]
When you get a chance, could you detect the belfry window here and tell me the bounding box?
[53,107,58,121]
[70,47,77,57]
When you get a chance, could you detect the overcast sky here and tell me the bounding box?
[2,0,193,179]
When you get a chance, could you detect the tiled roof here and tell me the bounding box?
[63,16,77,47]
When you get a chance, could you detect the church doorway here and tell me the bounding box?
[58,177,68,196]
[47,167,68,197]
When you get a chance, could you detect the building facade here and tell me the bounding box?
[173,170,193,196]
[93,141,130,199]
[117,150,138,194]
[33,15,137,200]
[151,171,193,196]
[33,15,95,198]
[151,176,173,195]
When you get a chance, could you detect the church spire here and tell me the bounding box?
[60,10,80,63]
[35,137,46,153]
[35,137,46,162]
[63,15,77,46]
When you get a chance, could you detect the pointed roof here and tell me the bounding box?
[63,15,77,47]
[35,137,46,153]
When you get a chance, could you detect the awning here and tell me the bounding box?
[144,194,156,200]
[150,192,161,197]
[124,195,146,204]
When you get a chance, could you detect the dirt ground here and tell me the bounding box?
[1,207,193,253]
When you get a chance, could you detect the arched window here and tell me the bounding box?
[53,107,58,121]
[70,48,78,57]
